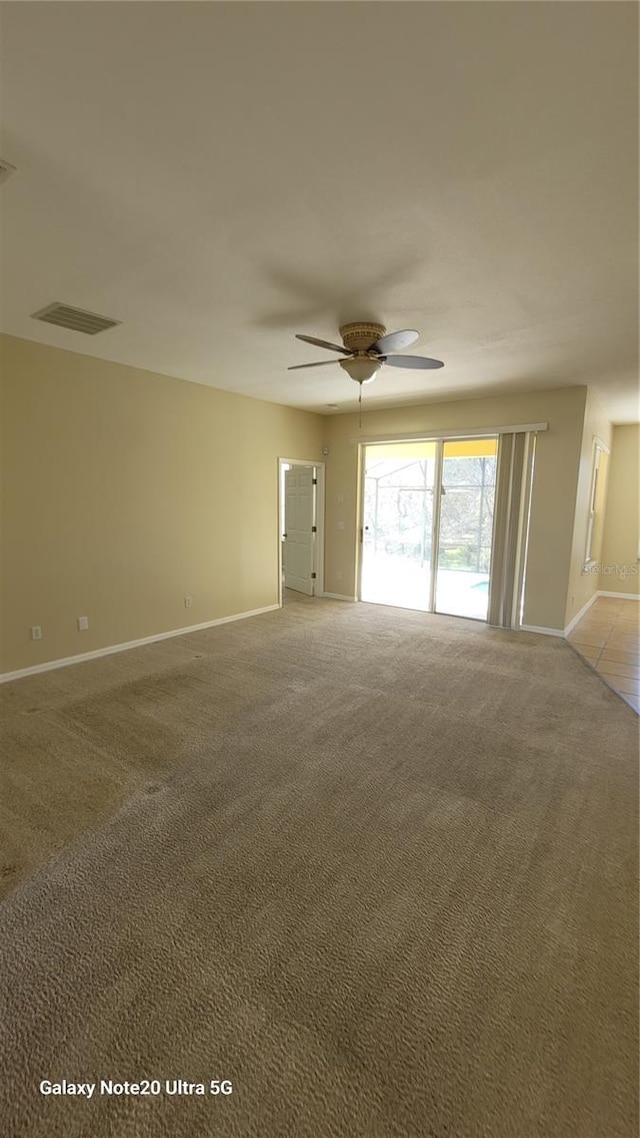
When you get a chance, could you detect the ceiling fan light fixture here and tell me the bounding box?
[339,357,382,385]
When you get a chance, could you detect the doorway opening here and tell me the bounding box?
[360,437,498,620]
[278,459,325,606]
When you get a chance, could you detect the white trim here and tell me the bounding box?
[519,624,565,637]
[350,423,548,445]
[521,591,638,644]
[0,605,280,685]
[320,592,357,602]
[564,591,598,636]
[356,442,366,602]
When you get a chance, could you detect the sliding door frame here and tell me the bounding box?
[358,424,545,621]
[428,439,444,613]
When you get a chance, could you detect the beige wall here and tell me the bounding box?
[599,424,640,597]
[323,386,588,631]
[2,331,624,674]
[564,389,612,627]
[0,335,324,673]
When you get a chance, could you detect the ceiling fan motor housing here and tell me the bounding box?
[339,322,386,352]
[289,323,443,382]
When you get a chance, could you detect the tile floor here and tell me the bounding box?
[568,595,640,713]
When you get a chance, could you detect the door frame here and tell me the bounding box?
[357,435,498,619]
[428,439,444,613]
[278,458,325,606]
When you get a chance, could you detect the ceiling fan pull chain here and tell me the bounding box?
[358,382,363,429]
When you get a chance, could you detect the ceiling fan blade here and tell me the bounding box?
[288,359,343,370]
[295,333,351,355]
[385,355,445,370]
[371,328,419,353]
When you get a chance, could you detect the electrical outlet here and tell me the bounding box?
[30,626,42,641]
[184,595,192,608]
[78,616,89,631]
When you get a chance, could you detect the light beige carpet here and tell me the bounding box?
[0,599,638,1137]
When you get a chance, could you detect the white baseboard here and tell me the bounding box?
[0,604,280,685]
[519,624,565,637]
[523,589,639,643]
[564,592,598,636]
[5,585,633,685]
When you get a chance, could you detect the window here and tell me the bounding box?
[584,439,609,568]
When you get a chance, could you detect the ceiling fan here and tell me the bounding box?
[288,322,444,387]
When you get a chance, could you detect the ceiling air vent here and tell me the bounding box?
[31,302,121,335]
[0,159,17,185]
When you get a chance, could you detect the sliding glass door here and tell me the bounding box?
[434,438,497,620]
[361,442,436,610]
[360,437,498,620]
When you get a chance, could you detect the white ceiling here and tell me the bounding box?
[1,2,638,420]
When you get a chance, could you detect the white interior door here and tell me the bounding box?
[284,466,315,595]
